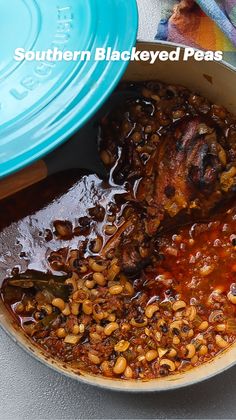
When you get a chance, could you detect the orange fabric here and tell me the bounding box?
[168,0,236,51]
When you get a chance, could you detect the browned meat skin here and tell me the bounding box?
[137,116,229,235]
[99,82,236,274]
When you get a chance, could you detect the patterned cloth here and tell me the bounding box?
[156,0,236,52]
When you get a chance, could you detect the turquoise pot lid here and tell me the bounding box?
[0,0,138,178]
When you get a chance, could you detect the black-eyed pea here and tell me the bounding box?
[218,147,227,166]
[185,305,197,321]
[104,322,119,336]
[82,300,93,315]
[226,318,236,333]
[121,323,131,333]
[200,265,215,276]
[84,279,96,289]
[40,304,53,315]
[108,313,116,322]
[187,329,194,339]
[103,312,110,322]
[132,131,142,143]
[172,109,186,119]
[195,333,204,343]
[215,324,226,332]
[96,325,104,334]
[199,345,208,356]
[35,311,44,321]
[181,323,191,338]
[107,215,116,223]
[157,318,166,329]
[56,328,66,338]
[145,350,158,362]
[227,292,236,304]
[139,246,150,259]
[79,324,85,333]
[62,303,71,316]
[53,220,73,238]
[209,309,224,324]
[100,361,112,377]
[104,224,117,236]
[104,225,117,236]
[185,344,196,359]
[172,300,186,312]
[65,274,78,292]
[72,289,88,302]
[110,257,119,265]
[109,284,123,295]
[150,133,160,143]
[145,304,159,319]
[52,298,66,312]
[124,282,134,296]
[215,334,228,348]
[93,307,105,321]
[170,320,182,332]
[153,332,161,343]
[137,345,143,354]
[90,332,102,342]
[89,258,106,272]
[90,237,103,253]
[79,264,88,273]
[69,250,78,260]
[191,355,198,365]
[114,340,130,352]
[130,317,148,328]
[173,336,180,345]
[175,310,184,320]
[90,289,99,298]
[113,356,127,375]
[71,302,80,316]
[198,321,209,331]
[160,359,176,372]
[145,328,150,336]
[107,264,121,281]
[124,366,133,379]
[168,348,177,358]
[88,352,101,365]
[72,325,80,335]
[93,272,106,286]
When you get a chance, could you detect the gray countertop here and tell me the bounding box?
[1,1,236,419]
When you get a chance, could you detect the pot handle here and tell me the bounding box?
[0,160,48,201]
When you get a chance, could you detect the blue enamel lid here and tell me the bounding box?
[0,0,138,178]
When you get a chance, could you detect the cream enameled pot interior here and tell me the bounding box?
[1,42,236,391]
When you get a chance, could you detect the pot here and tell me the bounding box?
[1,41,236,392]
